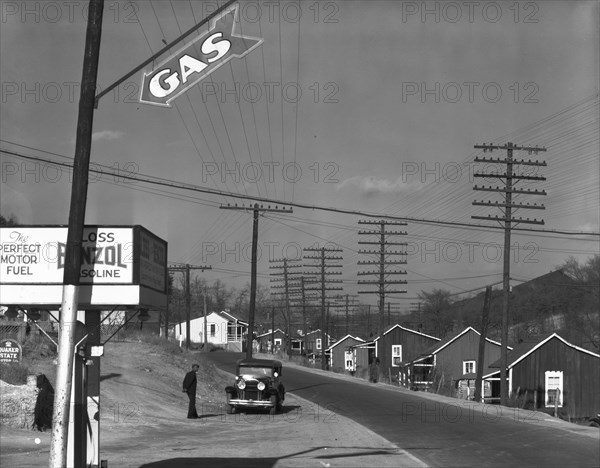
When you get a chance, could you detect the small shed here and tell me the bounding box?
[325,335,365,373]
[483,333,600,419]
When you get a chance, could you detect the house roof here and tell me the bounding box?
[411,327,511,364]
[174,311,249,328]
[304,329,332,338]
[256,328,285,338]
[354,340,376,348]
[511,269,573,293]
[487,332,600,371]
[374,323,440,342]
[325,334,364,352]
[460,369,496,380]
[217,310,248,326]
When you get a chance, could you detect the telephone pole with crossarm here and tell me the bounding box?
[220,203,292,358]
[472,142,547,405]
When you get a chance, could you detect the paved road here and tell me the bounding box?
[207,352,600,468]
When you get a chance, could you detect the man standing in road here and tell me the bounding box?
[182,364,199,419]
[369,358,380,383]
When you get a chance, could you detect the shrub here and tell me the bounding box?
[429,368,455,397]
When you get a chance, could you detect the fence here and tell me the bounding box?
[0,321,26,342]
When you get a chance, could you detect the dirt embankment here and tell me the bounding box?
[100,341,230,427]
[1,340,423,468]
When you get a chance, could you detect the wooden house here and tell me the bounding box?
[302,329,334,356]
[483,332,600,419]
[376,324,440,382]
[256,329,286,353]
[406,326,508,395]
[173,310,247,351]
[352,340,376,373]
[325,335,365,373]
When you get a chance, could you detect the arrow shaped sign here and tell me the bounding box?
[140,4,262,107]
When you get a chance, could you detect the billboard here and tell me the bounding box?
[136,226,167,293]
[0,226,167,293]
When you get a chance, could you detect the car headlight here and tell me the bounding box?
[237,379,246,390]
[257,382,266,391]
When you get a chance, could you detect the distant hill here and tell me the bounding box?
[401,270,598,352]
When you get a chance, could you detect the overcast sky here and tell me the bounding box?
[1,0,598,311]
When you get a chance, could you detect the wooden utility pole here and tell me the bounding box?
[203,287,208,347]
[303,246,343,369]
[271,304,275,353]
[284,275,315,354]
[330,293,358,337]
[474,286,492,402]
[357,220,408,346]
[343,294,359,336]
[270,257,302,356]
[472,142,547,405]
[221,203,292,358]
[300,277,308,353]
[168,264,211,350]
[50,2,104,466]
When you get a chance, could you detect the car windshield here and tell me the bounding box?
[238,366,274,377]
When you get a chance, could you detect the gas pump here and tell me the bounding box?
[67,313,102,468]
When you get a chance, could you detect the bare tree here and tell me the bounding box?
[418,289,453,338]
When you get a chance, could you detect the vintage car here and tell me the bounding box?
[225,358,285,415]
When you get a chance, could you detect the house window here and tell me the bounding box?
[316,338,322,350]
[210,324,216,337]
[274,338,282,346]
[392,345,402,367]
[463,360,476,374]
[545,371,563,407]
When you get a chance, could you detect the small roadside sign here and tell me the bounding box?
[0,339,22,363]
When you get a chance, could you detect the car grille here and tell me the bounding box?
[241,389,261,400]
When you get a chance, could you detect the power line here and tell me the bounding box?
[3,145,597,238]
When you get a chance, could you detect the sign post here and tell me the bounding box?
[50,1,104,466]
